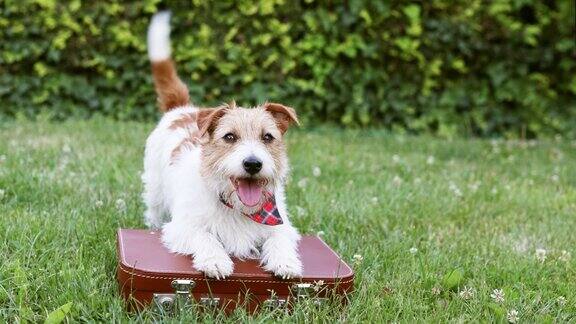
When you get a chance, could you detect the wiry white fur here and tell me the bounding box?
[147,11,172,62]
[142,107,302,279]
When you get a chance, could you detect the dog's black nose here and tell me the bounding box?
[243,156,263,175]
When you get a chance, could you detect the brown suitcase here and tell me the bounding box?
[116,229,354,313]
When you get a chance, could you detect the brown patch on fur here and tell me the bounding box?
[151,59,190,111]
[169,112,197,130]
[170,136,198,165]
[263,102,299,134]
[197,102,236,137]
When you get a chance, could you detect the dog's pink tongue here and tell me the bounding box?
[237,179,263,207]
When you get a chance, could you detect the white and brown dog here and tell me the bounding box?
[141,12,302,279]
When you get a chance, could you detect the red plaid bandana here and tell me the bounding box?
[219,192,283,226]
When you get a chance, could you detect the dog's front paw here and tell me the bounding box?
[193,254,234,280]
[263,254,303,279]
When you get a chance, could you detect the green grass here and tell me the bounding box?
[1,118,575,322]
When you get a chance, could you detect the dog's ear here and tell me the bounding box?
[197,107,228,137]
[263,102,299,134]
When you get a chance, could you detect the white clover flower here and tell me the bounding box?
[62,144,72,153]
[556,296,566,307]
[449,182,463,197]
[316,230,325,236]
[0,189,5,200]
[312,166,322,177]
[352,254,363,263]
[115,199,127,213]
[414,177,422,184]
[297,178,309,188]
[558,250,571,262]
[426,155,435,165]
[392,154,401,164]
[491,187,498,195]
[507,309,519,323]
[295,206,306,217]
[431,286,441,296]
[490,289,505,303]
[371,197,379,204]
[535,248,547,262]
[392,175,403,186]
[95,200,104,208]
[313,280,325,292]
[409,247,418,254]
[468,181,481,192]
[458,286,475,300]
[551,174,559,182]
[57,157,70,171]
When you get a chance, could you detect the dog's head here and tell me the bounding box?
[198,102,298,211]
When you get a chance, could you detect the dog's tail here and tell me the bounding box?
[147,11,190,112]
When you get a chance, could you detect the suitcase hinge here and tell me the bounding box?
[291,283,327,306]
[200,297,220,308]
[292,283,313,299]
[264,295,287,310]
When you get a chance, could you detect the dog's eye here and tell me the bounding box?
[223,133,237,143]
[262,133,274,143]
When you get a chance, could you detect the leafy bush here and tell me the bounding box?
[1,0,574,137]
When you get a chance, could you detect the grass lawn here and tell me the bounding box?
[0,118,575,322]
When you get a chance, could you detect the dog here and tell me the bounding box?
[141,12,303,279]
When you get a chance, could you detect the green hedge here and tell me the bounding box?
[1,0,575,137]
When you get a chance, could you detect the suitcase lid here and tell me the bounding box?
[117,229,354,296]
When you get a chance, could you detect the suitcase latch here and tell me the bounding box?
[171,279,196,296]
[153,279,196,312]
[152,293,176,311]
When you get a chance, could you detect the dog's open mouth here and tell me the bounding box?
[231,177,268,207]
